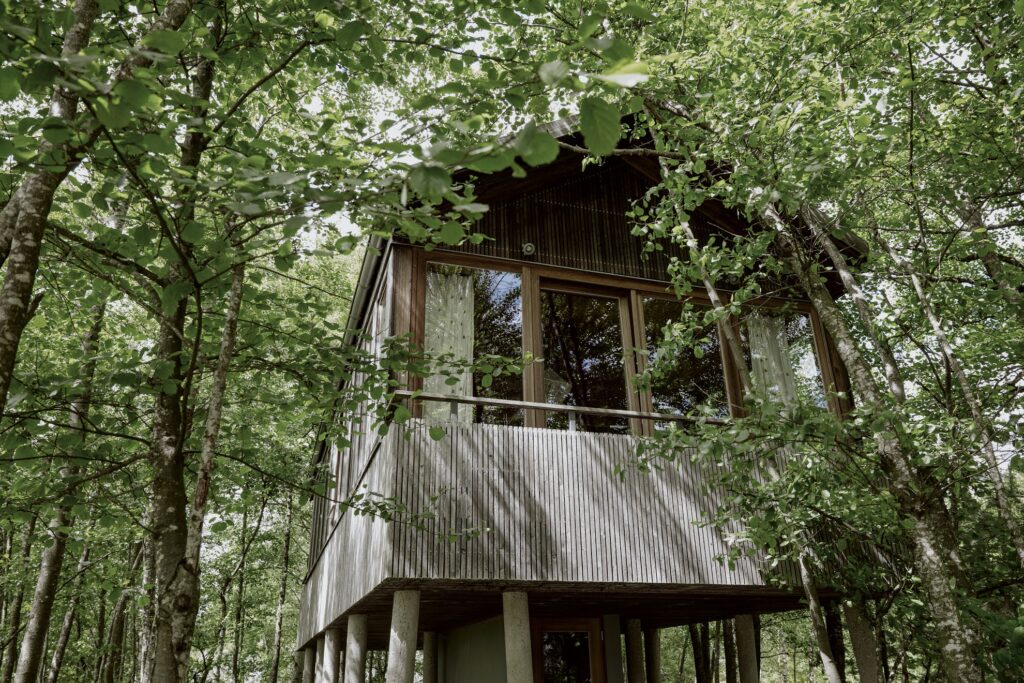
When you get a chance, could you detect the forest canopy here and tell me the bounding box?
[0,1,1022,682]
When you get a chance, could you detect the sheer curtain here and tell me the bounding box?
[423,270,474,423]
[746,312,799,409]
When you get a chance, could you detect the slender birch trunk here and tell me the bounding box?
[44,546,90,683]
[0,515,37,683]
[268,496,293,683]
[882,238,1024,569]
[764,205,986,681]
[798,555,843,683]
[231,506,249,683]
[14,299,105,683]
[102,543,144,683]
[0,0,198,417]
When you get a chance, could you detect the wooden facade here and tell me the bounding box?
[297,142,853,682]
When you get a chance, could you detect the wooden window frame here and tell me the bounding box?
[530,616,606,683]
[403,245,850,431]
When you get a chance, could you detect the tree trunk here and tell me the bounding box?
[0,0,198,416]
[689,624,711,683]
[798,556,843,683]
[44,546,90,683]
[883,237,1024,569]
[765,206,986,681]
[102,543,144,683]
[824,601,846,683]
[231,506,249,683]
[15,299,105,683]
[137,537,155,683]
[268,496,293,683]
[0,515,37,683]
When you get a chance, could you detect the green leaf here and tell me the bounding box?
[438,222,464,245]
[141,30,188,55]
[180,222,204,242]
[517,127,560,166]
[539,60,570,86]
[480,374,493,388]
[579,13,603,38]
[393,404,412,423]
[408,165,450,203]
[115,79,162,110]
[94,100,132,129]
[579,97,621,156]
[0,67,21,101]
[590,61,648,88]
[428,426,446,441]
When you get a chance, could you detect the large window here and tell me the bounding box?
[743,310,827,409]
[423,263,523,424]
[540,288,630,433]
[417,253,835,430]
[641,297,729,418]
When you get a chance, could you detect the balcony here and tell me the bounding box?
[297,396,789,645]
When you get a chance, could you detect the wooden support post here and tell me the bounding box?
[843,604,882,683]
[824,601,846,682]
[603,615,625,683]
[315,635,325,682]
[386,590,420,683]
[502,592,533,683]
[323,628,343,683]
[422,631,438,683]
[624,619,645,683]
[302,647,316,683]
[734,616,759,683]
[643,627,661,683]
[344,615,368,683]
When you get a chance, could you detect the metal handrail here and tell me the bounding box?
[392,389,729,427]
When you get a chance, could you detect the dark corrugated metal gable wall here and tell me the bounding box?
[455,160,692,282]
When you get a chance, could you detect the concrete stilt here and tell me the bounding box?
[314,635,325,682]
[643,627,661,683]
[323,628,343,683]
[602,615,625,683]
[843,603,882,683]
[302,647,316,683]
[502,591,533,683]
[734,615,760,683]
[422,631,438,683]
[624,619,645,683]
[344,614,368,683]
[385,590,420,683]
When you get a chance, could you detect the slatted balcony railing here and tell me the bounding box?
[298,397,782,645]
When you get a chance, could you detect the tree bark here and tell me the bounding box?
[0,515,36,683]
[0,0,198,417]
[883,237,1024,569]
[14,299,105,683]
[269,496,293,683]
[764,205,986,682]
[44,545,90,683]
[231,506,249,683]
[102,543,144,683]
[798,555,843,683]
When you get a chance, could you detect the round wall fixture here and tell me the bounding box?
[522,242,537,256]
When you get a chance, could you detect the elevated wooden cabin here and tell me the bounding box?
[296,128,852,683]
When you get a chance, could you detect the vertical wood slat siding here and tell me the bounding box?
[298,427,400,647]
[390,421,772,587]
[451,162,695,282]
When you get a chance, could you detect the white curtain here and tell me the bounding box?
[746,312,799,409]
[423,270,474,423]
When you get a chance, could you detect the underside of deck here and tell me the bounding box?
[308,578,822,650]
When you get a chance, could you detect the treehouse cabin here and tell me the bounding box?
[296,124,853,683]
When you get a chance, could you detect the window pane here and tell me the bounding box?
[642,298,729,418]
[423,264,522,424]
[542,631,592,683]
[744,310,826,409]
[540,289,628,433]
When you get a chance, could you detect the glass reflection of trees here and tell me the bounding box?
[542,631,593,683]
[424,264,523,425]
[642,298,729,418]
[540,290,629,433]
